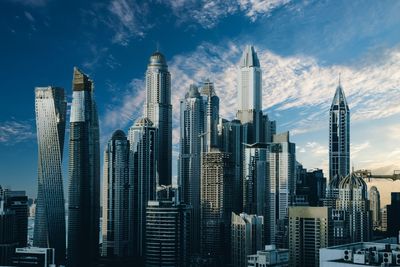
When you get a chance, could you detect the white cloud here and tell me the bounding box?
[162,0,290,29]
[102,41,400,146]
[101,79,145,141]
[238,0,291,21]
[0,120,35,145]
[102,0,152,45]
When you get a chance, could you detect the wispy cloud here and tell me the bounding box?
[106,0,152,45]
[101,79,145,142]
[163,0,290,29]
[7,0,49,7]
[101,41,400,147]
[0,120,35,145]
[24,11,35,22]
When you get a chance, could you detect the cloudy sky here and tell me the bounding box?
[1,0,400,205]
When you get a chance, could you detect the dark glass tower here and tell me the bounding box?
[67,67,100,267]
[329,80,350,181]
[34,87,67,264]
[101,130,134,259]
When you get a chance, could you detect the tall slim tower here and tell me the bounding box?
[268,132,296,247]
[237,45,262,124]
[179,84,205,253]
[68,67,100,267]
[329,80,350,181]
[34,87,67,264]
[237,45,263,144]
[128,117,158,257]
[369,186,381,228]
[102,130,134,258]
[145,51,172,186]
[200,80,219,150]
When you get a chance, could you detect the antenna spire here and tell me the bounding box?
[156,42,160,52]
[338,72,341,86]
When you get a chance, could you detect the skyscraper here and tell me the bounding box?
[68,67,100,267]
[368,186,381,229]
[128,117,158,257]
[243,143,269,243]
[33,87,66,264]
[220,119,243,212]
[387,192,400,240]
[102,130,134,259]
[237,45,263,144]
[336,172,371,243]
[179,84,205,253]
[145,51,172,186]
[237,45,262,124]
[0,197,18,266]
[145,200,191,267]
[231,212,263,267]
[268,132,296,247]
[200,149,233,264]
[200,80,220,151]
[329,80,350,181]
[288,207,332,267]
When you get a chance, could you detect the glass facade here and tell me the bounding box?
[34,87,66,264]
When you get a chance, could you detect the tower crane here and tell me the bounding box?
[354,169,400,182]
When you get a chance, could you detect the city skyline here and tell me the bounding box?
[1,0,400,208]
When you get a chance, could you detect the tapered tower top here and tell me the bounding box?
[240,45,260,68]
[331,80,349,110]
[72,67,93,92]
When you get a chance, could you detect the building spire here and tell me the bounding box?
[338,73,341,86]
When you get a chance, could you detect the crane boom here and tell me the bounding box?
[354,169,400,182]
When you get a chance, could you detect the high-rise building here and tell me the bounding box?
[237,45,263,144]
[179,84,205,253]
[145,51,172,186]
[296,168,326,207]
[329,80,350,181]
[231,212,263,267]
[247,245,289,267]
[219,119,242,213]
[381,206,387,232]
[288,206,332,267]
[200,149,233,264]
[1,190,28,249]
[101,130,134,259]
[145,200,191,267]
[33,87,66,264]
[237,46,262,122]
[387,192,400,240]
[128,117,158,257]
[336,172,371,243]
[68,67,100,267]
[368,186,381,229]
[0,199,18,266]
[242,143,269,242]
[200,80,220,150]
[268,132,296,247]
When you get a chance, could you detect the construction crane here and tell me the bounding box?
[354,169,400,182]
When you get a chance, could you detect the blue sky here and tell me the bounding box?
[1,0,400,205]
